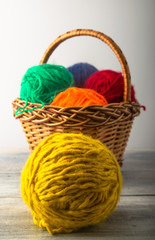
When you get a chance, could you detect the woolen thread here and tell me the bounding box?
[20,64,74,104]
[68,62,98,87]
[51,87,108,107]
[21,133,122,234]
[15,64,74,115]
[83,70,136,103]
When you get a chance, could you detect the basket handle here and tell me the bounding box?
[40,29,131,101]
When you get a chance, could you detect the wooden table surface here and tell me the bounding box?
[0,150,155,240]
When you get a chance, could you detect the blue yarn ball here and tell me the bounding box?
[67,62,98,88]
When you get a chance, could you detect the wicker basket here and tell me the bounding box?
[12,29,140,166]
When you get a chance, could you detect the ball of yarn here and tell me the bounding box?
[20,64,74,105]
[83,70,136,103]
[51,87,108,107]
[68,62,98,87]
[21,132,122,234]
[131,85,136,102]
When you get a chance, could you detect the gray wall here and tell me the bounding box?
[0,0,154,151]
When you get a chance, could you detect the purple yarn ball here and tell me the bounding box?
[67,62,98,88]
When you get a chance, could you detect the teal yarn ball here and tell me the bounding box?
[20,64,74,105]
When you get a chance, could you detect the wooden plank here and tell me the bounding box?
[0,168,155,197]
[0,196,154,240]
[121,169,155,195]
[0,150,155,173]
[0,152,29,173]
[0,151,155,239]
[123,150,155,171]
[0,151,155,197]
[0,173,21,197]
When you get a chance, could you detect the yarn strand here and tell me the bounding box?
[15,101,44,115]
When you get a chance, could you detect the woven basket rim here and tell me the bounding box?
[12,98,141,127]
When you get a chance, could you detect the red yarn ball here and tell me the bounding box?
[83,70,136,103]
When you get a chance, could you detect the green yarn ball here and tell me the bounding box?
[20,64,74,105]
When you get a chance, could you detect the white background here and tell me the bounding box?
[0,0,154,152]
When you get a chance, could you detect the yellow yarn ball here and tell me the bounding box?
[21,133,122,235]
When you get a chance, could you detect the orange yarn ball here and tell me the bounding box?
[51,87,108,107]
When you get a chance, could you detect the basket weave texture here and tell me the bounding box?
[12,29,141,166]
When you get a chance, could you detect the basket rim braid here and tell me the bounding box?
[12,29,141,166]
[13,100,140,127]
